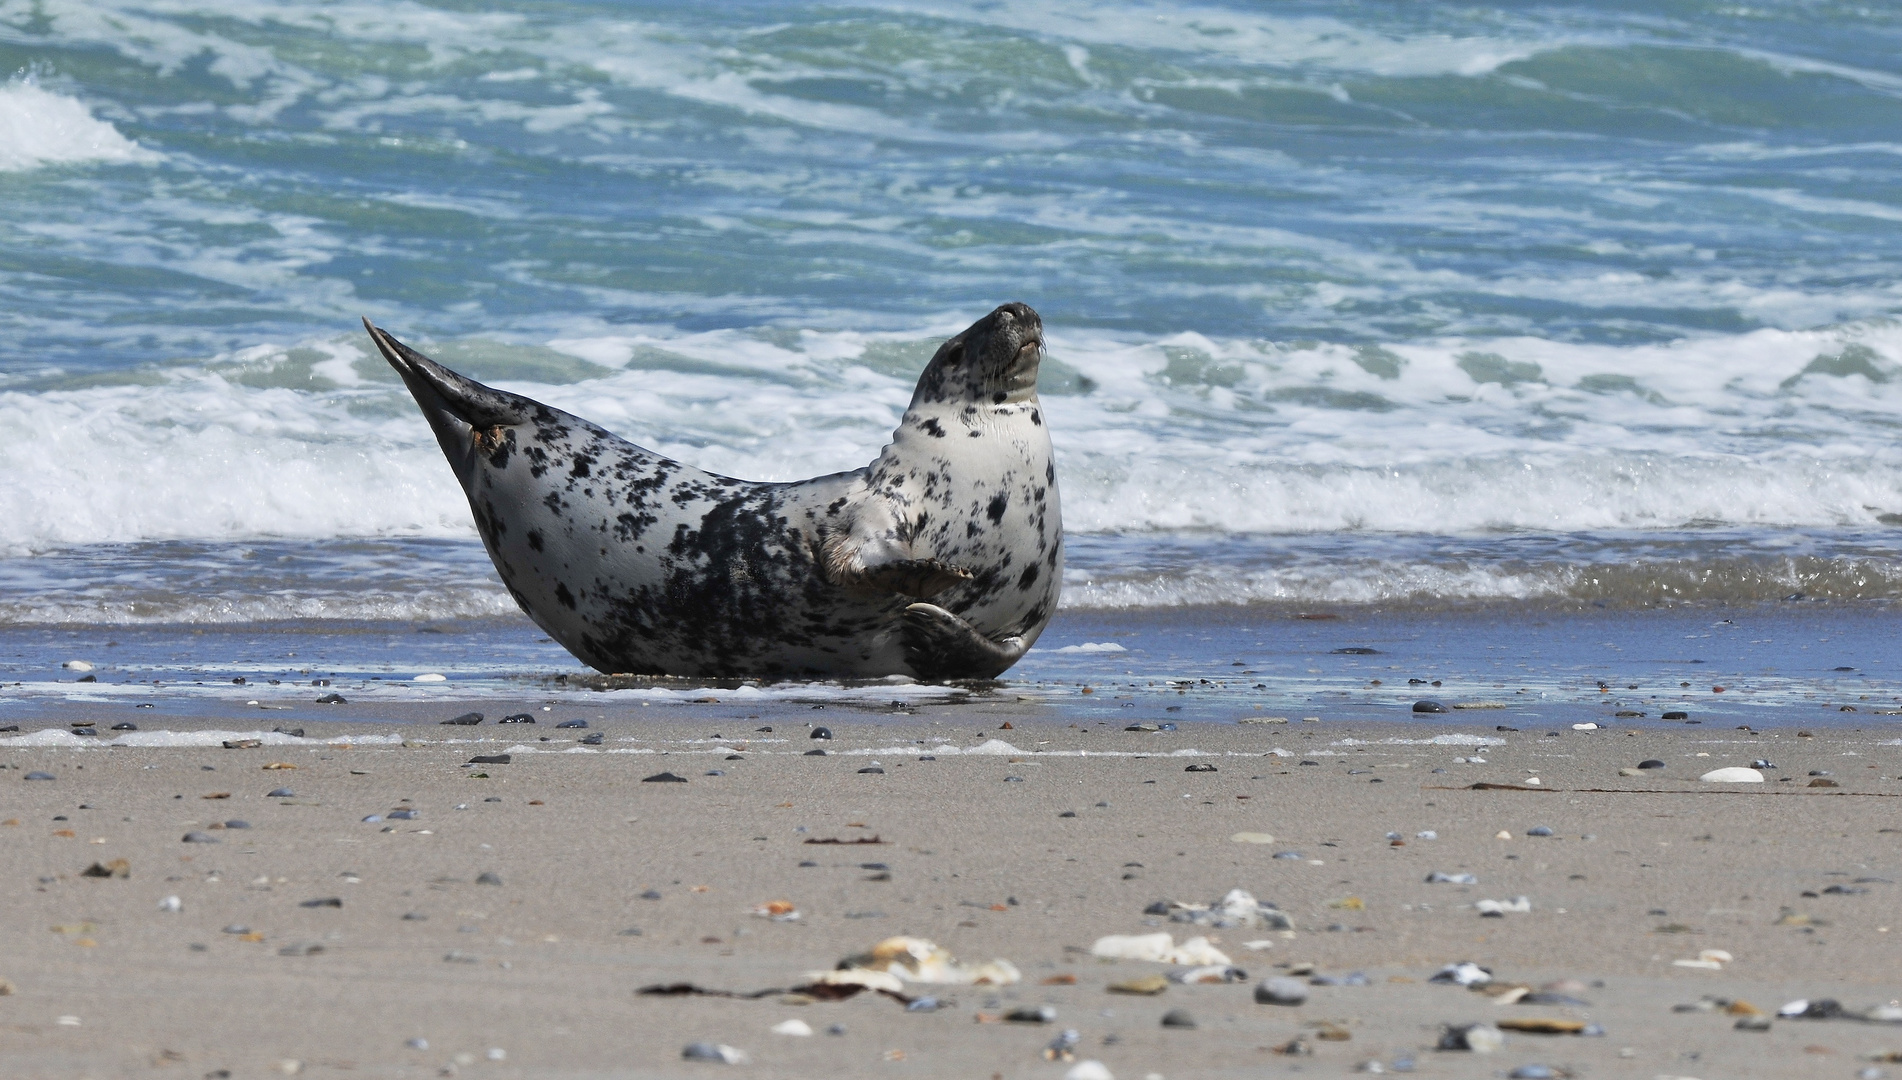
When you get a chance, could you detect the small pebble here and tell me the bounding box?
[1273,851,1304,860]
[441,712,483,726]
[555,719,588,729]
[857,767,884,775]
[1003,776,1024,782]
[642,772,688,783]
[803,749,827,757]
[1184,763,1217,773]
[1508,1067,1555,1079]
[475,871,503,886]
[1006,1005,1056,1024]
[579,733,604,745]
[181,831,218,844]
[1412,700,1448,714]
[223,820,250,829]
[268,788,295,797]
[810,727,832,740]
[1159,1008,1196,1029]
[1638,759,1665,769]
[1255,977,1308,1006]
[498,714,536,724]
[1526,826,1553,837]
[111,723,137,731]
[25,772,54,781]
[905,996,940,1012]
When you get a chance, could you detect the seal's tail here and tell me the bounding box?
[363,319,532,489]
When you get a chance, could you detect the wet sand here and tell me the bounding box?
[2,707,1899,1079]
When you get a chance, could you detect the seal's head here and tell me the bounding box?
[911,302,1044,407]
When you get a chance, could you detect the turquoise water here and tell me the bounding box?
[2,0,1901,644]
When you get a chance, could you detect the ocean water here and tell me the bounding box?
[3,0,1902,691]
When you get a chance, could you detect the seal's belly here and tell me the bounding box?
[470,432,907,676]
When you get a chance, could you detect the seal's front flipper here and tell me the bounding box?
[902,602,1027,680]
[363,319,532,488]
[859,558,972,598]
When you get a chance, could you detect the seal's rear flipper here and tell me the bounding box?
[363,319,532,489]
[902,602,1027,680]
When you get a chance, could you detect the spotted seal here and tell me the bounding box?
[365,303,1062,679]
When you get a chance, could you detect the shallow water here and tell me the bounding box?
[2,0,1900,644]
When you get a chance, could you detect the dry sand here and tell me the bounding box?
[2,706,1900,1079]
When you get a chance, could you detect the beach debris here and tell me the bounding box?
[413,673,446,682]
[1333,647,1379,655]
[681,1042,748,1064]
[279,942,325,956]
[1043,1028,1080,1061]
[1091,933,1230,966]
[1497,1018,1590,1035]
[1170,964,1247,984]
[1255,976,1309,1005]
[750,900,799,921]
[771,1019,812,1036]
[181,832,219,844]
[579,733,605,745]
[1477,896,1532,916]
[1699,767,1763,783]
[315,694,347,704]
[262,763,295,771]
[299,897,342,908]
[268,787,295,797]
[24,772,54,781]
[63,660,94,671]
[158,895,181,912]
[1413,700,1448,713]
[804,835,886,845]
[1064,1061,1113,1080]
[1439,1023,1505,1052]
[1525,826,1553,837]
[1007,1005,1056,1023]
[642,772,688,783]
[1507,1066,1557,1079]
[833,936,1020,986]
[468,754,511,765]
[222,739,262,750]
[81,859,130,879]
[1108,974,1170,995]
[1673,949,1732,970]
[1147,888,1292,930]
[1426,871,1478,885]
[1183,763,1217,772]
[556,719,587,728]
[498,713,535,724]
[1231,832,1276,844]
[1430,962,1493,987]
[111,723,137,731]
[1810,778,1840,787]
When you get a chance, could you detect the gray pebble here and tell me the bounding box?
[810,726,832,740]
[475,871,503,886]
[1413,700,1448,713]
[1526,826,1553,837]
[1638,759,1665,769]
[1273,851,1304,860]
[268,788,295,797]
[579,733,604,745]
[905,996,940,1012]
[858,767,884,774]
[182,831,219,844]
[1005,1005,1055,1023]
[1255,976,1308,1005]
[1003,776,1024,782]
[223,820,250,829]
[642,772,688,783]
[1508,1067,1554,1080]
[24,771,53,781]
[556,719,587,728]
[1160,1008,1196,1028]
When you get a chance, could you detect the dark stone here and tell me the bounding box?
[181,831,219,844]
[803,749,827,756]
[1184,763,1217,772]
[315,693,347,704]
[810,726,833,740]
[476,871,503,886]
[442,712,483,725]
[1662,711,1688,720]
[1412,700,1448,713]
[111,723,138,731]
[1638,759,1665,769]
[300,897,343,908]
[224,820,251,829]
[579,733,604,744]
[642,771,688,783]
[857,767,885,774]
[1160,1008,1196,1028]
[499,714,536,724]
[555,719,587,728]
[272,727,304,738]
[268,788,295,797]
[468,754,511,765]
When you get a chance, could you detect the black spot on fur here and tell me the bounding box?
[921,418,946,438]
[526,529,544,552]
[992,391,1007,404]
[571,454,594,478]
[555,582,577,609]
[1017,563,1039,590]
[986,492,1009,523]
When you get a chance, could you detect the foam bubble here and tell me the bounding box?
[0,81,158,171]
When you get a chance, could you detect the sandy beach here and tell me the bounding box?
[3,701,1898,1079]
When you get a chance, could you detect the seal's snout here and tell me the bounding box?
[363,318,533,491]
